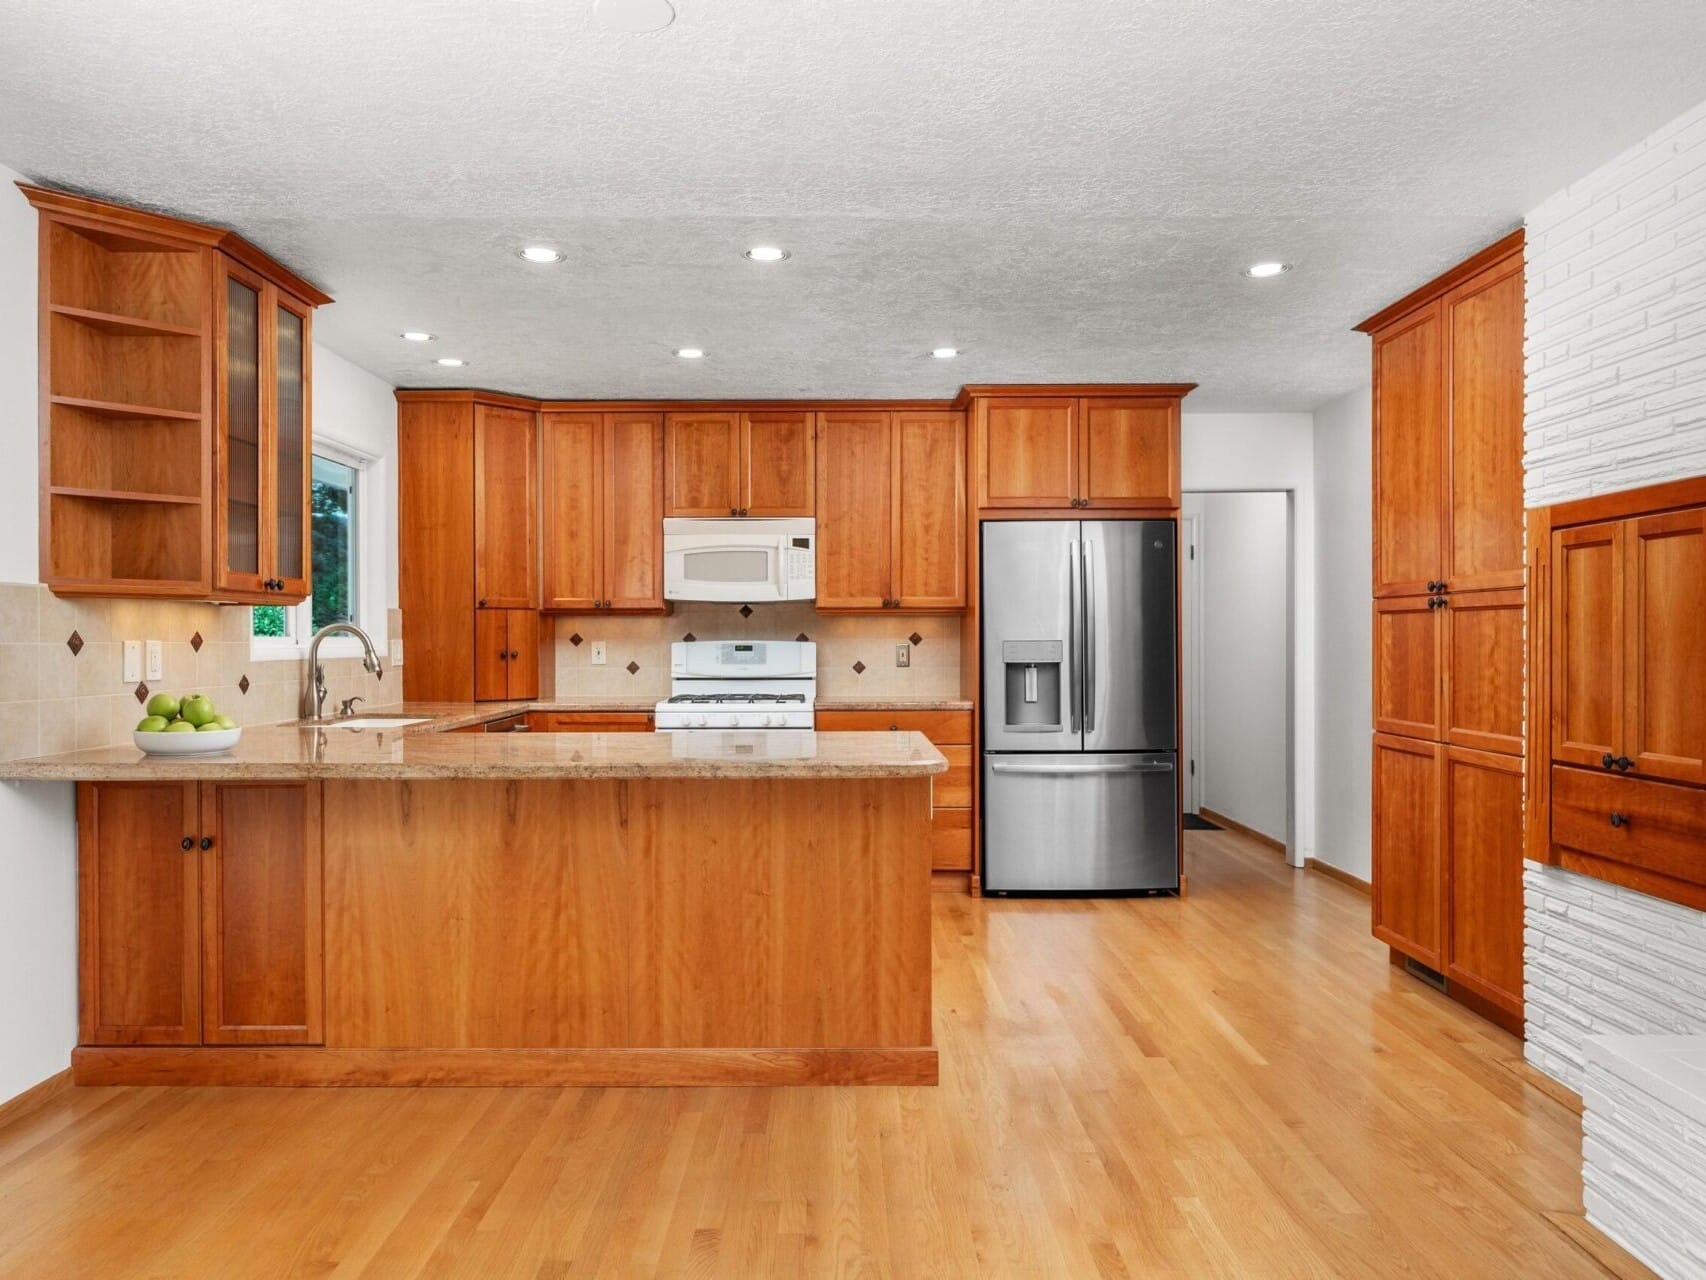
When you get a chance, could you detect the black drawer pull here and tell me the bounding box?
[1609,812,1628,829]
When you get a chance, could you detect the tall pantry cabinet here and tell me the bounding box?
[1357,230,1526,1031]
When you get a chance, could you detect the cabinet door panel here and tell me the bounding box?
[474,405,538,609]
[1444,747,1523,1016]
[77,782,200,1045]
[202,782,323,1045]
[1552,521,1624,768]
[1372,735,1444,970]
[398,402,476,702]
[742,412,814,516]
[474,608,510,701]
[540,412,603,611]
[665,412,742,516]
[815,412,894,610]
[1373,306,1444,596]
[1444,588,1524,755]
[505,609,541,700]
[1374,596,1442,740]
[1444,261,1524,592]
[979,398,1076,508]
[271,293,311,597]
[1626,508,1706,783]
[1080,398,1178,509]
[894,411,965,609]
[215,260,267,595]
[606,414,667,611]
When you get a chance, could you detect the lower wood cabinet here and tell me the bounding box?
[816,708,972,870]
[474,609,540,701]
[531,711,654,732]
[78,780,323,1047]
[1372,735,1444,970]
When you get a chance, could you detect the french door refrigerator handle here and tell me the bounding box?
[1083,539,1096,733]
[989,760,1175,775]
[1067,539,1081,733]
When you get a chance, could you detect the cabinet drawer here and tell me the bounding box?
[933,745,972,808]
[1552,765,1706,887]
[930,807,971,871]
[534,712,654,733]
[815,709,971,743]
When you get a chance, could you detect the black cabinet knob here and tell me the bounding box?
[478,598,487,608]
[199,836,213,851]
[730,507,738,516]
[1610,812,1628,828]
[1616,756,1634,771]
[1602,753,1617,770]
[180,836,194,851]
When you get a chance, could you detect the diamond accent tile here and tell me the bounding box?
[238,675,250,694]
[66,630,84,656]
[569,632,583,647]
[795,633,810,642]
[852,660,866,675]
[626,660,640,675]
[134,681,150,704]
[190,631,204,652]
[682,632,697,642]
[739,605,753,618]
[909,632,923,646]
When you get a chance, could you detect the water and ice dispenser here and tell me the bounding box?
[1000,640,1064,731]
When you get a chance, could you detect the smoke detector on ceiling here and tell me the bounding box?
[594,0,675,32]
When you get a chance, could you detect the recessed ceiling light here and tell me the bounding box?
[400,331,437,342]
[593,0,675,33]
[744,246,789,263]
[1245,261,1291,279]
[931,347,960,359]
[518,245,565,264]
[435,357,467,368]
[674,347,705,359]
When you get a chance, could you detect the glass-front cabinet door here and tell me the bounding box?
[216,259,268,596]
[272,294,311,598]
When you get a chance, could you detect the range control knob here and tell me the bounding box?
[690,714,708,728]
[718,714,740,728]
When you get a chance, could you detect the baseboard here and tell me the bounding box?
[931,870,971,893]
[1196,807,1286,855]
[71,1046,939,1088]
[0,1068,72,1134]
[1305,856,1371,894]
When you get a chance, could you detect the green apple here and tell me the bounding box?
[195,721,226,732]
[163,720,197,733]
[181,695,217,727]
[145,693,181,720]
[214,715,237,730]
[135,715,169,733]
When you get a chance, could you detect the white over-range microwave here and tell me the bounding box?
[662,517,816,603]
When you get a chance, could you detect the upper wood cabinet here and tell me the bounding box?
[474,608,541,701]
[1365,239,1524,597]
[78,780,323,1049]
[473,404,539,609]
[1373,595,1442,741]
[665,411,813,517]
[816,410,965,611]
[26,184,329,601]
[1374,589,1524,755]
[976,392,1183,511]
[541,411,667,613]
[1552,506,1706,785]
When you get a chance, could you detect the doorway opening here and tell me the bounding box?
[1180,490,1297,864]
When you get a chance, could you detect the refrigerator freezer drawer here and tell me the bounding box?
[982,752,1180,893]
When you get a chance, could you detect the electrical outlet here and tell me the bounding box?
[145,640,164,682]
[895,643,910,668]
[122,640,142,684]
[590,641,607,666]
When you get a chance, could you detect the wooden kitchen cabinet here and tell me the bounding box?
[77,781,322,1048]
[815,708,974,870]
[474,404,539,610]
[665,411,814,517]
[1373,596,1442,741]
[979,398,1077,508]
[201,782,323,1045]
[976,393,1182,512]
[531,711,655,732]
[816,410,965,611]
[1371,735,1444,972]
[475,608,540,701]
[1370,305,1445,598]
[1552,520,1625,770]
[1079,398,1180,509]
[1443,588,1525,756]
[1443,747,1524,1017]
[541,411,666,613]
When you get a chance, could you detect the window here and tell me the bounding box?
[251,446,375,656]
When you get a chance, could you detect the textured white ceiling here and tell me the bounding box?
[4,0,1706,408]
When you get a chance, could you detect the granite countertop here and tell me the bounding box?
[0,708,948,782]
[813,697,973,711]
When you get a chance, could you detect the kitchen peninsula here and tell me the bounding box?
[0,711,946,1087]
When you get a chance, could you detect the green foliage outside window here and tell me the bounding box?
[252,453,359,639]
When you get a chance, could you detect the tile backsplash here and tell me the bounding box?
[0,582,398,762]
[551,602,963,701]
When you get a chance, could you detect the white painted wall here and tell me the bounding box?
[1310,387,1373,881]
[1181,413,1316,864]
[1523,95,1706,1098]
[1183,491,1289,843]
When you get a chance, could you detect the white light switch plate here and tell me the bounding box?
[895,643,910,668]
[590,641,607,666]
[122,640,142,684]
[145,640,164,682]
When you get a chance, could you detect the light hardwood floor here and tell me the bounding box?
[0,830,1645,1279]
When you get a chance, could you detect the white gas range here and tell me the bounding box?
[653,640,817,731]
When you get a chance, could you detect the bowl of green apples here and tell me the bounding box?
[133,693,241,755]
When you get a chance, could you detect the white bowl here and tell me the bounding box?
[133,726,242,756]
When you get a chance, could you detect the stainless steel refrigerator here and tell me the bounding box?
[981,520,1179,893]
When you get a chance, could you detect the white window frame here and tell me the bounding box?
[249,438,385,662]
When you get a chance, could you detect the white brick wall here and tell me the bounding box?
[1581,1037,1706,1280]
[1524,94,1706,1097]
